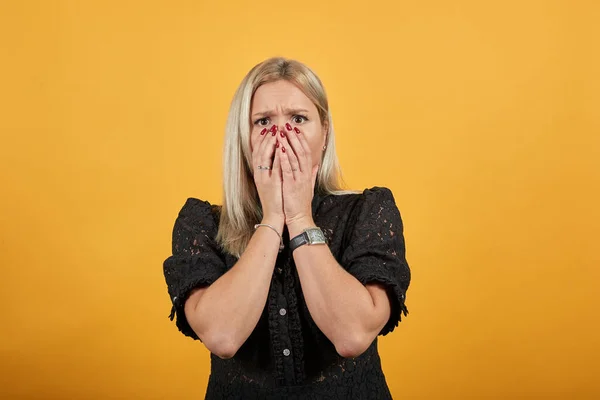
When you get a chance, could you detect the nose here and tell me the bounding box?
[274,121,292,133]
[270,115,287,131]
[274,120,286,131]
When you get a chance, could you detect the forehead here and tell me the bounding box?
[251,80,315,111]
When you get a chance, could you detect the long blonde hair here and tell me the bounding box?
[216,57,356,257]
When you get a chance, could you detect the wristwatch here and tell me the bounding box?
[289,227,327,252]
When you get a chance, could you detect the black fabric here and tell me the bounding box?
[163,186,411,399]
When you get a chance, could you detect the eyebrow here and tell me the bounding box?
[251,108,310,119]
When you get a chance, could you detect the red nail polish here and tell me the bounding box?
[285,123,292,131]
[282,146,286,153]
[270,125,278,133]
[294,127,300,134]
[260,128,267,135]
[276,141,280,148]
[280,131,286,138]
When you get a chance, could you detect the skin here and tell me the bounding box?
[248,79,326,224]
[184,80,393,359]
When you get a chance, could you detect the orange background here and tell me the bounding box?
[1,1,599,398]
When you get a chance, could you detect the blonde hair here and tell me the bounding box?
[216,57,356,258]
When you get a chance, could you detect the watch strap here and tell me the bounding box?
[289,232,308,252]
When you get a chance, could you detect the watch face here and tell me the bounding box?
[306,228,326,244]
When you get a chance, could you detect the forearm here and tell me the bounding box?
[186,217,283,355]
[288,219,383,357]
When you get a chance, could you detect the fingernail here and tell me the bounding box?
[276,141,280,148]
[280,130,286,138]
[260,128,267,135]
[270,125,278,135]
[294,127,300,134]
[282,146,286,153]
[285,123,292,131]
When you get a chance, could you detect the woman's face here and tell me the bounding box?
[250,80,327,168]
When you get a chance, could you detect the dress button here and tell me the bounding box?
[279,308,287,316]
[283,348,291,357]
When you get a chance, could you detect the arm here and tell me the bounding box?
[275,125,409,358]
[185,216,283,359]
[288,219,392,358]
[185,122,285,358]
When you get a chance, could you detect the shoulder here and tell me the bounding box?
[319,186,399,224]
[325,186,396,208]
[329,186,402,228]
[175,198,222,232]
[360,186,398,211]
[178,197,221,216]
[360,186,396,202]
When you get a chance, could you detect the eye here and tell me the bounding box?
[292,115,308,124]
[254,117,270,126]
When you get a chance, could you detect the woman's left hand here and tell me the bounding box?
[276,123,319,228]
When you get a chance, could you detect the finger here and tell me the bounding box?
[294,126,313,156]
[284,124,307,173]
[278,138,295,181]
[257,125,278,173]
[279,133,300,178]
[251,127,269,177]
[252,132,274,185]
[271,138,282,181]
[251,126,269,154]
[291,127,313,172]
[257,124,278,157]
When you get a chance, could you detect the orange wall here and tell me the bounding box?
[1,1,598,398]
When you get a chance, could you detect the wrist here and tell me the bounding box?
[286,216,316,238]
[261,215,285,234]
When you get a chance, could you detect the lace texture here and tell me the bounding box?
[162,187,411,399]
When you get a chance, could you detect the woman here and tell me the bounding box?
[163,57,411,399]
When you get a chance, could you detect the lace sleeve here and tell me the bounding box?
[163,198,227,340]
[341,187,411,336]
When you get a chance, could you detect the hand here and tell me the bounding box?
[276,123,319,231]
[251,124,284,224]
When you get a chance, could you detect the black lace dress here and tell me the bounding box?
[163,186,411,399]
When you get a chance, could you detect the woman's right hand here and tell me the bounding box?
[252,125,284,224]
